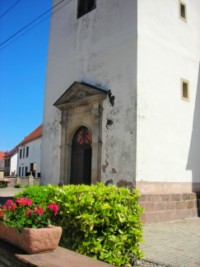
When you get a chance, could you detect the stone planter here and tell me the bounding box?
[0,222,62,254]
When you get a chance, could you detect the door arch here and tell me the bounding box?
[70,126,92,185]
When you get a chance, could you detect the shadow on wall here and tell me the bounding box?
[187,63,200,216]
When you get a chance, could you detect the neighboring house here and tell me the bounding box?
[0,152,6,179]
[42,0,200,222]
[17,125,42,178]
[4,147,18,176]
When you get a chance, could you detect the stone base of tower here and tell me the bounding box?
[136,182,200,223]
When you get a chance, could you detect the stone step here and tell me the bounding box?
[139,193,200,223]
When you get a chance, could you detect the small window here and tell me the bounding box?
[18,167,21,177]
[26,146,29,158]
[181,79,189,101]
[25,166,28,176]
[19,149,22,159]
[77,0,96,18]
[179,1,187,21]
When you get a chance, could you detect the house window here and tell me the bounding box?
[181,79,189,101]
[26,146,29,158]
[179,1,187,21]
[18,167,21,177]
[19,149,22,159]
[77,0,96,18]
[25,166,28,176]
[5,159,10,167]
[23,147,25,158]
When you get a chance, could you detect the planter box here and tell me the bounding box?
[0,222,62,254]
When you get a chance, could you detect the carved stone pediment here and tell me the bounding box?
[54,82,108,110]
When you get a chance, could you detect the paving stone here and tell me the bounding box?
[140,218,200,267]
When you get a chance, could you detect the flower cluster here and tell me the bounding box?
[0,198,59,232]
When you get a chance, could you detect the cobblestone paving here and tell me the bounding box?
[140,217,200,267]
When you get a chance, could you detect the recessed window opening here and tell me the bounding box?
[19,149,22,159]
[179,1,187,21]
[77,0,96,18]
[26,146,29,158]
[181,79,189,101]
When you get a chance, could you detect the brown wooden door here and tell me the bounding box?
[70,127,92,185]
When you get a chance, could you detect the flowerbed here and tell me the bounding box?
[17,184,144,266]
[0,197,59,233]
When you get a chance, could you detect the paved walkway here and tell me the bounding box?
[0,187,23,197]
[141,217,200,267]
[0,187,199,267]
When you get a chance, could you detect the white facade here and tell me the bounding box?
[136,0,200,193]
[42,0,137,185]
[17,138,41,178]
[10,152,18,176]
[42,0,200,193]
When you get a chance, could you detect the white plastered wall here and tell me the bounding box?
[10,153,17,176]
[42,0,137,185]
[17,139,41,177]
[136,0,200,188]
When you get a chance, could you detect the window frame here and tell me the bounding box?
[179,0,187,22]
[26,146,29,158]
[19,149,22,159]
[181,79,190,101]
[18,167,21,177]
[77,0,96,18]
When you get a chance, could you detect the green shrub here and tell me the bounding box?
[16,183,143,266]
[14,184,21,188]
[15,185,49,205]
[48,183,144,266]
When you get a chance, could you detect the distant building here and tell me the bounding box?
[0,152,6,179]
[4,147,18,176]
[42,1,200,222]
[17,125,42,178]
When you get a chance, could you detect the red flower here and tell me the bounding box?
[47,203,59,216]
[0,210,4,217]
[6,203,16,211]
[2,199,17,211]
[4,199,14,206]
[16,198,32,206]
[34,206,44,215]
[25,209,33,216]
[25,198,32,206]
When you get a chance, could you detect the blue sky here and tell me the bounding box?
[0,0,52,152]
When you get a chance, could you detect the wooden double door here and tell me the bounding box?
[70,127,92,185]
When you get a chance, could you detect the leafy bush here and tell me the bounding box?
[16,185,49,205]
[48,183,144,266]
[14,184,21,188]
[16,183,143,266]
[0,183,7,188]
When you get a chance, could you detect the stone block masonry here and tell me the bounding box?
[139,193,200,223]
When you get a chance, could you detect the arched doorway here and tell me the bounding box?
[70,126,92,184]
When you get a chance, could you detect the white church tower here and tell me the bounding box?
[42,0,200,222]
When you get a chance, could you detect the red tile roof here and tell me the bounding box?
[18,124,43,147]
[0,152,6,161]
[4,147,18,158]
